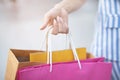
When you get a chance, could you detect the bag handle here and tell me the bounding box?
[46,27,82,72]
[40,29,71,51]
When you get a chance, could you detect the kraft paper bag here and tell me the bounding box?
[5,49,43,80]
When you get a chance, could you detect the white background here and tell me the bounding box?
[0,0,98,80]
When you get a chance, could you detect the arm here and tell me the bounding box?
[55,0,86,13]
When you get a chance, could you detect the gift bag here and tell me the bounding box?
[17,33,112,80]
[30,48,86,63]
[17,57,112,80]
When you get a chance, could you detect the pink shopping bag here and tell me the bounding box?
[17,57,112,80]
[17,32,112,80]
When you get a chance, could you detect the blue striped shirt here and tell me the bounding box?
[91,0,120,61]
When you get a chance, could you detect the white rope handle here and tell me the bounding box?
[48,33,52,72]
[67,33,82,69]
[47,29,82,72]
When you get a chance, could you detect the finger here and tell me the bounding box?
[47,19,53,27]
[40,16,51,30]
[57,16,64,33]
[64,23,69,34]
[59,17,65,33]
[52,19,59,35]
[59,17,69,34]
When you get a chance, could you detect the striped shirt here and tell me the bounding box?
[91,0,120,61]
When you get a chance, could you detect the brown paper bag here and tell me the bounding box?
[5,49,43,80]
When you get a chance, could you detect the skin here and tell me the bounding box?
[40,0,86,35]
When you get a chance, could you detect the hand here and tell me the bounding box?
[40,8,69,35]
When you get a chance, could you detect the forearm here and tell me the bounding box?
[54,0,86,13]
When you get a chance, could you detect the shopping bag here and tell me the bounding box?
[30,48,86,63]
[17,33,112,80]
[17,57,112,80]
[5,49,43,80]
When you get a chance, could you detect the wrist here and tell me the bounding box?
[54,2,70,13]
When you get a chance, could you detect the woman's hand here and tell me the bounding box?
[40,8,69,35]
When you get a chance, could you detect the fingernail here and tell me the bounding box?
[40,25,44,30]
[40,26,43,30]
[40,24,46,30]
